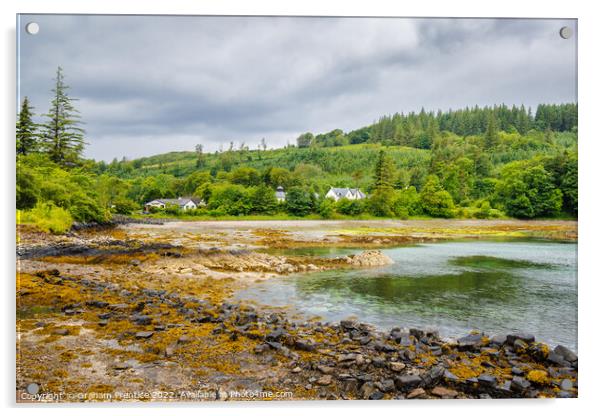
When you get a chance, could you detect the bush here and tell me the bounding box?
[419,175,455,218]
[336,198,365,216]
[285,187,313,216]
[318,198,336,218]
[367,189,395,217]
[18,203,73,234]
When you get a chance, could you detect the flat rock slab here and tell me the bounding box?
[431,386,459,398]
[135,331,154,339]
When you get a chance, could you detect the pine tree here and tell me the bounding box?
[373,150,395,190]
[42,67,86,166]
[484,113,499,149]
[16,96,38,155]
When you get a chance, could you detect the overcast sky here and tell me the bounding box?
[18,15,577,161]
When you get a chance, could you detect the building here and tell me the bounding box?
[325,187,367,202]
[144,197,205,212]
[275,186,286,203]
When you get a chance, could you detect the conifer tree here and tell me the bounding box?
[42,67,86,166]
[484,113,500,149]
[16,96,38,155]
[373,150,395,190]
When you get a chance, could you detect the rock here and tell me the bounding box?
[477,374,497,387]
[526,369,549,385]
[441,370,458,382]
[554,345,577,363]
[457,333,485,351]
[369,391,384,400]
[316,375,332,386]
[109,303,130,311]
[254,344,269,354]
[513,339,529,353]
[295,339,317,352]
[98,312,112,320]
[345,250,394,267]
[340,319,359,331]
[511,366,524,376]
[510,376,531,392]
[490,334,506,346]
[113,362,132,370]
[98,319,109,327]
[52,328,69,336]
[527,342,549,361]
[131,315,153,325]
[177,335,192,344]
[409,328,425,339]
[560,379,573,391]
[86,300,109,308]
[421,365,445,387]
[130,259,141,266]
[165,346,175,357]
[407,388,426,399]
[431,386,458,398]
[378,379,396,393]
[389,362,406,372]
[135,331,154,339]
[266,327,287,341]
[317,365,334,374]
[291,366,302,373]
[359,382,376,399]
[266,341,283,350]
[506,332,535,345]
[395,375,422,391]
[548,352,571,367]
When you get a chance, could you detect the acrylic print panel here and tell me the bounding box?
[16,15,578,403]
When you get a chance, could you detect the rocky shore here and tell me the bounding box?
[16,222,578,401]
[17,266,577,401]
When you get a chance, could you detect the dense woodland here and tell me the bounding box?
[17,67,578,233]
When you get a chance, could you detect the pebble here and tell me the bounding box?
[407,388,426,399]
[316,375,332,386]
[431,386,458,398]
[389,361,406,372]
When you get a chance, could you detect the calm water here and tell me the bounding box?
[237,240,578,351]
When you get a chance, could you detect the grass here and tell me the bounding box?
[17,203,73,234]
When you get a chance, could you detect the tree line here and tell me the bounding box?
[296,103,577,149]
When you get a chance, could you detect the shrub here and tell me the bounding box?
[18,203,73,234]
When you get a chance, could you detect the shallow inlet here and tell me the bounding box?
[237,240,578,351]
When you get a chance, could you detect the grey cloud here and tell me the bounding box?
[18,15,577,161]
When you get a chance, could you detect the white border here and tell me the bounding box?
[2,1,601,415]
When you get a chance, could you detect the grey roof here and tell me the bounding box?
[146,197,202,207]
[330,187,366,198]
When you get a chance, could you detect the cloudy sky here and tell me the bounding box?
[17,15,577,161]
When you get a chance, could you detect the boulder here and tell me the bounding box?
[506,332,535,345]
[554,345,578,363]
[345,250,394,267]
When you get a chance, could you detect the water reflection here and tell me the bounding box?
[238,240,577,350]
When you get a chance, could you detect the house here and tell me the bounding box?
[275,186,286,203]
[325,187,367,202]
[144,197,205,212]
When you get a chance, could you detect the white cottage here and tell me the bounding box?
[144,197,205,212]
[325,187,367,202]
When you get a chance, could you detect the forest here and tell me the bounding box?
[16,68,578,233]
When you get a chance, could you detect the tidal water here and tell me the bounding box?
[237,240,577,351]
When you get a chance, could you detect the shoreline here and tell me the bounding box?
[16,221,578,401]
